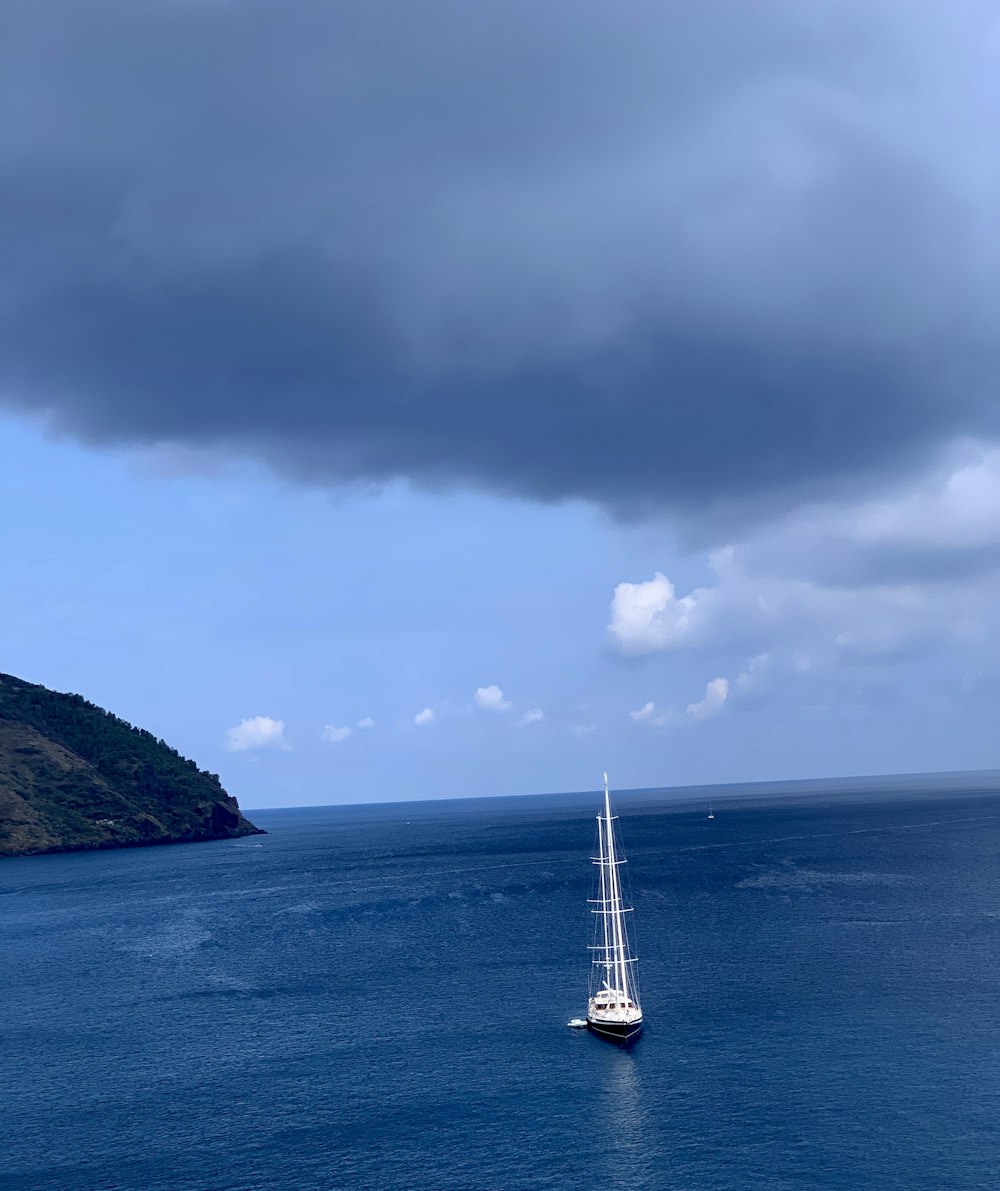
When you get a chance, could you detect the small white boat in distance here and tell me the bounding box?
[585,773,643,1045]
[567,1018,587,1029]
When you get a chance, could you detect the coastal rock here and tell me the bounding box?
[0,673,263,857]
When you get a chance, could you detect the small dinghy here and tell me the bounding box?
[567,1018,588,1029]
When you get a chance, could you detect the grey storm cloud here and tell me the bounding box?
[2,0,998,519]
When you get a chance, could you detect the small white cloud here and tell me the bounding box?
[321,724,352,744]
[630,700,674,728]
[414,707,435,727]
[629,701,656,722]
[570,722,597,737]
[225,715,287,752]
[518,708,544,726]
[356,717,375,729]
[474,684,512,712]
[686,677,730,722]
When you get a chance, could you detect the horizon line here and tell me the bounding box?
[240,764,1000,813]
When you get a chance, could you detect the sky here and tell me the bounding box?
[2,1,999,807]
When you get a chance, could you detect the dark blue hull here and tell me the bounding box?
[586,1017,643,1046]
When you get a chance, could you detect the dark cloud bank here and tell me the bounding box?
[2,1,997,520]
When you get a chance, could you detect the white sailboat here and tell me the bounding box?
[585,772,643,1045]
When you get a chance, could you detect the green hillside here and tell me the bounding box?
[0,673,262,857]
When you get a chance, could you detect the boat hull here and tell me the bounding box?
[586,1016,643,1046]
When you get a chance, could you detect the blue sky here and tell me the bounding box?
[3,2,999,806]
[2,416,997,808]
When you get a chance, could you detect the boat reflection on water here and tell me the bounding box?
[594,1051,663,1188]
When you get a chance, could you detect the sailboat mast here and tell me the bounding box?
[603,772,631,1002]
[581,771,643,1042]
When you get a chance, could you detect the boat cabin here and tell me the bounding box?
[591,990,636,1012]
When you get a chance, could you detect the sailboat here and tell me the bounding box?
[585,773,643,1045]
[708,797,714,821]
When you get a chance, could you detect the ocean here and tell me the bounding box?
[4,774,1000,1190]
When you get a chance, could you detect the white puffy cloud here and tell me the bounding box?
[357,717,375,729]
[414,707,435,727]
[608,572,702,655]
[609,558,775,658]
[610,555,978,666]
[686,677,729,721]
[518,708,544,726]
[321,724,352,744]
[611,440,1000,663]
[225,715,287,752]
[474,684,512,712]
[608,440,1000,727]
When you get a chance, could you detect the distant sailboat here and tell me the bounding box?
[584,773,643,1045]
[708,797,715,821]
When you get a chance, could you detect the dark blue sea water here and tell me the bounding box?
[5,774,1000,1190]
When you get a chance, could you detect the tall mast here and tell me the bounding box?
[603,771,631,1002]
